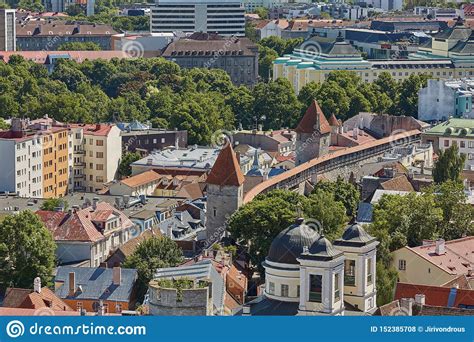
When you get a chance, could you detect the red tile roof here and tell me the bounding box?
[379,175,415,192]
[395,282,474,308]
[0,307,81,316]
[0,51,129,64]
[295,100,331,135]
[69,124,113,137]
[408,236,474,276]
[36,202,134,243]
[206,144,245,187]
[4,287,73,311]
[328,113,341,127]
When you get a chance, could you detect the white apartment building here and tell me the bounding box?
[150,0,246,36]
[0,133,43,198]
[0,9,16,51]
[71,124,122,193]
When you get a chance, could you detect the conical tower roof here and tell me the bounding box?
[296,100,331,135]
[207,144,245,187]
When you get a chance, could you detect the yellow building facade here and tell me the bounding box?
[42,128,70,198]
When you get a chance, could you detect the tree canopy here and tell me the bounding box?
[40,198,69,211]
[228,189,347,270]
[0,211,56,289]
[123,236,183,301]
[433,142,466,184]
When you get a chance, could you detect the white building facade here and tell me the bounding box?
[150,0,246,36]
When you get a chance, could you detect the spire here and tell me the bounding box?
[251,148,260,169]
[295,100,331,135]
[328,113,341,127]
[207,144,245,187]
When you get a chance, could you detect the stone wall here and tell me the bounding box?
[148,286,211,316]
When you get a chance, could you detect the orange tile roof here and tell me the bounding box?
[36,202,134,243]
[69,124,113,137]
[408,237,474,276]
[379,175,415,192]
[120,170,161,188]
[395,282,474,308]
[206,144,245,187]
[296,100,331,135]
[328,113,341,127]
[4,287,73,311]
[0,307,81,316]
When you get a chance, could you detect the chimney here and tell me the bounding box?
[400,298,413,316]
[113,266,121,286]
[68,272,76,296]
[435,239,445,255]
[415,294,425,306]
[92,197,99,211]
[33,277,41,293]
[352,128,358,140]
[242,305,251,316]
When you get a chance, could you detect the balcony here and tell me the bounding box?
[74,162,86,167]
[74,174,85,179]
[75,149,85,155]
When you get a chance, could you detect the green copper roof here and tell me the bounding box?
[425,118,474,137]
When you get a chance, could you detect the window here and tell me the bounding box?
[161,138,165,143]
[115,304,122,313]
[96,164,104,171]
[344,260,356,286]
[268,282,275,295]
[96,152,104,158]
[444,140,449,147]
[76,302,83,311]
[398,259,406,271]
[281,284,289,297]
[367,258,373,284]
[297,285,300,297]
[461,141,466,148]
[469,141,474,148]
[334,273,340,301]
[96,140,104,146]
[309,274,322,302]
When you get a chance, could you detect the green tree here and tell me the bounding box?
[433,142,466,184]
[118,152,141,178]
[313,177,360,216]
[0,118,10,130]
[254,7,269,19]
[58,42,101,51]
[228,190,305,268]
[257,45,279,80]
[297,81,321,109]
[396,74,429,117]
[303,190,347,241]
[0,211,56,289]
[123,236,183,301]
[253,78,302,129]
[40,198,69,211]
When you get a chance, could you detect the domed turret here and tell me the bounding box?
[267,218,320,264]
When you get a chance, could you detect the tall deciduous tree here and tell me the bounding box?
[0,211,56,289]
[123,236,183,300]
[118,152,141,178]
[313,177,360,216]
[433,142,466,184]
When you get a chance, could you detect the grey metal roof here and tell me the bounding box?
[239,297,299,316]
[55,267,137,303]
[300,236,343,261]
[153,260,225,314]
[267,218,320,265]
[333,224,377,247]
[356,202,373,223]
